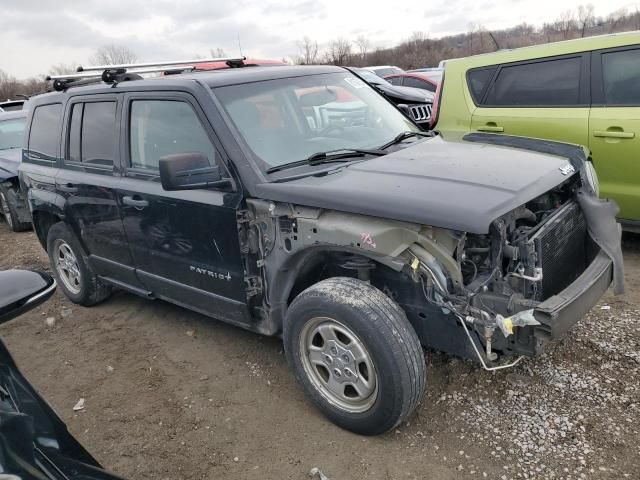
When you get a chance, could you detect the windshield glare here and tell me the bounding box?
[0,118,26,150]
[214,72,419,172]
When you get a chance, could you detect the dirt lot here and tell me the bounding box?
[0,223,638,480]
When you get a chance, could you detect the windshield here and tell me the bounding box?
[0,117,26,150]
[214,72,419,172]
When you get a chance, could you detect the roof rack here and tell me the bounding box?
[46,56,247,92]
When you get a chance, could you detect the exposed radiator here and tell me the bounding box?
[530,201,588,300]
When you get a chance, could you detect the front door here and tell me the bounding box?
[590,46,640,223]
[470,54,590,146]
[116,93,249,325]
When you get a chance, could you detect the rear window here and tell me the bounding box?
[484,57,582,106]
[404,77,435,92]
[28,104,62,160]
[467,67,496,103]
[602,48,640,105]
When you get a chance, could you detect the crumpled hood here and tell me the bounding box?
[0,148,21,181]
[255,135,581,234]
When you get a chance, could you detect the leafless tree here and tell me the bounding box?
[355,35,370,61]
[296,36,319,64]
[0,69,46,100]
[90,45,138,66]
[326,38,352,65]
[210,48,227,58]
[577,4,596,37]
[557,10,577,39]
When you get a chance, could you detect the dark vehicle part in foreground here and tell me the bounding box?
[0,269,124,479]
[20,60,623,435]
[349,68,434,126]
[0,110,31,231]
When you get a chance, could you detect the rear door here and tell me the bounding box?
[116,92,249,324]
[590,45,640,222]
[56,95,143,288]
[470,54,590,145]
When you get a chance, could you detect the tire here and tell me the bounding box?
[0,185,30,232]
[284,277,426,435]
[46,222,112,306]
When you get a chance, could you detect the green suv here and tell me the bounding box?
[433,31,640,230]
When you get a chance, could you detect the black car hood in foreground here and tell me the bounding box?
[0,339,123,479]
[0,147,21,181]
[256,134,582,234]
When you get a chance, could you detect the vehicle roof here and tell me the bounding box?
[445,30,640,69]
[0,110,28,121]
[32,65,348,103]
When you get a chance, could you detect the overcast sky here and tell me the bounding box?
[2,0,638,78]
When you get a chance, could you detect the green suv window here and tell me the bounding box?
[602,48,640,105]
[483,57,582,106]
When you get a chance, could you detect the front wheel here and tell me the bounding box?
[284,277,426,435]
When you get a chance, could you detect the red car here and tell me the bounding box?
[384,71,442,93]
[192,58,285,71]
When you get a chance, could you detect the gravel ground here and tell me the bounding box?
[0,223,638,480]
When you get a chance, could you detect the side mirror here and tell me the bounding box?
[0,270,56,324]
[158,153,231,191]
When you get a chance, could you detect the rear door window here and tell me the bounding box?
[28,104,62,160]
[484,57,582,106]
[601,48,640,105]
[66,101,117,166]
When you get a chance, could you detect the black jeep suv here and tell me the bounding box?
[20,64,623,435]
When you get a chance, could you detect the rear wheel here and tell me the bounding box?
[284,277,426,435]
[47,222,111,306]
[0,186,30,232]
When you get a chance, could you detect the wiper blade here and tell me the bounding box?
[266,148,385,174]
[379,131,431,150]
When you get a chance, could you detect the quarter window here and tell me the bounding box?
[602,49,640,105]
[467,67,496,103]
[484,57,582,106]
[129,100,217,171]
[29,104,62,160]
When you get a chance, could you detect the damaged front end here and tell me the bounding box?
[451,173,623,367]
[243,163,622,368]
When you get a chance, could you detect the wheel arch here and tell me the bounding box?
[266,244,406,335]
[31,209,63,250]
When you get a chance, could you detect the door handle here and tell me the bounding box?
[58,183,78,193]
[477,125,504,133]
[122,195,149,208]
[593,130,635,139]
